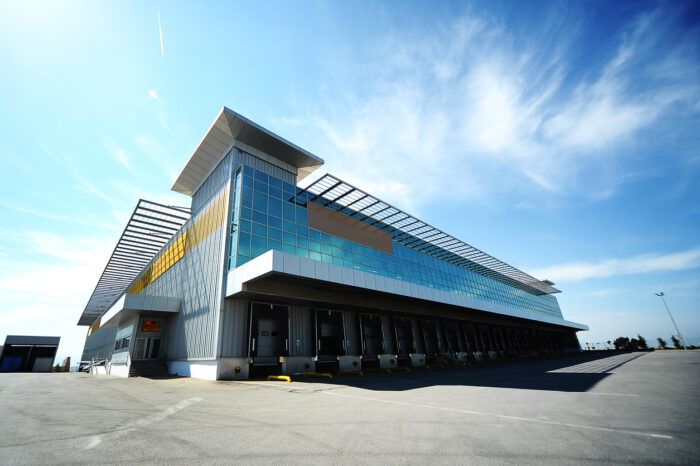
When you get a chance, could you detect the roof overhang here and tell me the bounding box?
[100,294,181,329]
[172,107,325,196]
[77,200,190,326]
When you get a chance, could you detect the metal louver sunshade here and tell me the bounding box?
[77,200,190,326]
[303,174,560,296]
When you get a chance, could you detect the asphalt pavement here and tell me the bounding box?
[0,350,698,465]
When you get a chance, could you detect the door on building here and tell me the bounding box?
[133,337,161,360]
[315,309,345,372]
[420,320,444,364]
[248,303,289,375]
[359,314,384,365]
[393,317,415,367]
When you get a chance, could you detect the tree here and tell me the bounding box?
[657,337,668,349]
[671,335,682,349]
[607,340,612,349]
[614,337,630,350]
[637,335,648,350]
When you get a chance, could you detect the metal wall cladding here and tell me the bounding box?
[144,183,231,360]
[219,298,249,357]
[81,327,117,361]
[191,151,233,214]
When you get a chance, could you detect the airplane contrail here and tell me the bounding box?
[158,7,164,58]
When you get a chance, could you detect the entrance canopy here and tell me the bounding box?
[99,294,181,329]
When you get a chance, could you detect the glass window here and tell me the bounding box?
[320,232,332,244]
[241,188,253,208]
[295,206,307,226]
[254,179,267,193]
[268,240,282,251]
[241,207,252,220]
[268,215,282,229]
[239,219,251,233]
[283,243,296,255]
[238,232,251,256]
[331,237,342,248]
[269,186,282,199]
[308,229,320,241]
[283,220,295,233]
[242,176,253,189]
[252,210,266,224]
[268,176,282,189]
[321,253,332,263]
[268,227,282,241]
[253,191,267,212]
[309,240,321,252]
[297,237,309,249]
[310,250,321,261]
[251,235,267,257]
[295,226,308,237]
[268,198,282,217]
[321,243,332,255]
[254,170,268,183]
[297,248,309,258]
[283,202,295,221]
[252,223,267,237]
[283,232,296,245]
[237,255,250,266]
[283,181,296,194]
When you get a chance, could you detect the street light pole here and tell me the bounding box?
[655,292,687,350]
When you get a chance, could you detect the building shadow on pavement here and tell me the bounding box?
[290,351,648,393]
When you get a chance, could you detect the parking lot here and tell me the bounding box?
[1,351,698,465]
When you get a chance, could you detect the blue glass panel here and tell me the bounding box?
[269,240,282,251]
[252,223,267,237]
[241,207,252,220]
[331,237,342,248]
[252,210,267,224]
[332,256,343,266]
[242,175,253,189]
[254,179,267,193]
[251,235,267,257]
[239,232,251,256]
[253,191,267,212]
[321,243,332,255]
[241,188,253,208]
[320,232,332,244]
[283,181,296,194]
[237,255,250,266]
[268,198,282,217]
[332,246,342,257]
[269,186,282,199]
[342,240,352,251]
[268,227,282,241]
[283,243,296,255]
[321,253,332,263]
[343,259,353,268]
[283,202,295,221]
[268,216,282,229]
[268,176,282,189]
[254,170,268,183]
[229,256,236,269]
[309,250,321,261]
[309,240,321,252]
[295,206,308,226]
[308,229,320,240]
[297,237,309,249]
[343,249,353,260]
[297,248,309,258]
[283,232,296,245]
[239,219,251,233]
[296,226,308,237]
[283,220,295,233]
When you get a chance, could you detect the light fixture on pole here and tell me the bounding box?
[655,292,687,350]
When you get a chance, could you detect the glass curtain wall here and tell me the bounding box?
[229,165,562,318]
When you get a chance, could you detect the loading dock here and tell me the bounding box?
[0,336,60,372]
[249,302,289,376]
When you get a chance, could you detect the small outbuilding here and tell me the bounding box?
[0,335,60,372]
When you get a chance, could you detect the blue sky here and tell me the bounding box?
[0,0,698,362]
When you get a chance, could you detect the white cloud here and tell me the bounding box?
[531,246,700,282]
[149,89,159,100]
[292,7,699,209]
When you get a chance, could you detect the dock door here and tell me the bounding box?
[248,303,289,376]
[315,309,345,373]
[393,317,415,367]
[359,314,384,369]
[420,320,444,365]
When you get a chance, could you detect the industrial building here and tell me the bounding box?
[78,107,587,380]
